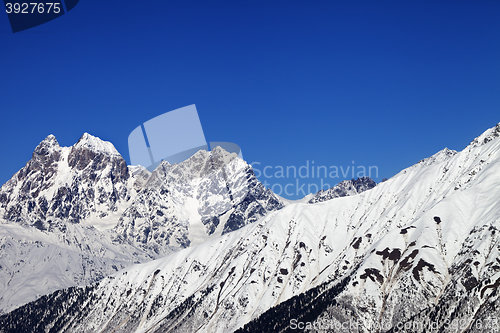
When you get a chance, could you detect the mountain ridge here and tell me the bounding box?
[1,122,498,332]
[0,133,288,314]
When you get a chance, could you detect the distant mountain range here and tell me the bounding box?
[0,133,374,316]
[2,123,498,333]
[0,133,286,314]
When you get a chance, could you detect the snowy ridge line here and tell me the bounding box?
[0,122,499,332]
[0,133,287,314]
[73,132,122,157]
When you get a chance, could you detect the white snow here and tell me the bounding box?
[74,132,121,156]
[28,122,500,333]
[2,123,500,332]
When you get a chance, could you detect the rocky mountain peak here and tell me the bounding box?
[74,132,121,156]
[148,147,239,186]
[32,134,61,160]
[415,147,458,168]
[468,122,500,149]
[210,145,237,162]
[68,133,128,179]
[36,134,59,148]
[11,135,63,192]
[201,146,238,177]
[0,133,135,228]
[308,176,377,204]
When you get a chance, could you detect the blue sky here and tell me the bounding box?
[1,1,499,199]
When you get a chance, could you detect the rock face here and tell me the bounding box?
[0,134,284,314]
[112,146,284,256]
[307,177,377,204]
[0,132,369,315]
[1,122,499,333]
[0,133,144,314]
[0,133,133,229]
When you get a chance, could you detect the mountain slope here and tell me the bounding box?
[2,122,499,333]
[0,135,284,314]
[307,176,377,204]
[112,146,284,257]
[0,133,147,314]
[0,133,134,229]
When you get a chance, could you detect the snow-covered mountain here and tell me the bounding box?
[0,134,284,314]
[0,133,148,314]
[112,146,284,257]
[307,176,377,204]
[0,133,135,229]
[2,122,499,333]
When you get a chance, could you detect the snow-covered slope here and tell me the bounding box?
[2,122,499,333]
[0,134,284,314]
[307,176,377,204]
[112,146,284,257]
[0,133,134,228]
[276,177,376,206]
[0,133,147,314]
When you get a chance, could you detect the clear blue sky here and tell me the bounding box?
[1,1,499,199]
